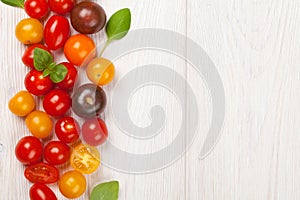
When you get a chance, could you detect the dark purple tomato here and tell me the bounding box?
[44,15,70,50]
[29,183,57,200]
[72,83,106,118]
[70,1,106,34]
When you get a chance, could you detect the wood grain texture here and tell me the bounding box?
[1,0,300,199]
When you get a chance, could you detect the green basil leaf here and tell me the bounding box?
[43,68,51,77]
[34,48,53,71]
[0,0,24,8]
[90,181,119,200]
[49,64,67,83]
[106,8,131,41]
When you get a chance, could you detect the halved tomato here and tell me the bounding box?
[24,163,59,184]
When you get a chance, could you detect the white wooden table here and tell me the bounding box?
[1,0,300,199]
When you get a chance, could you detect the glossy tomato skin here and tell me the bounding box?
[26,110,53,139]
[86,58,115,86]
[72,83,106,118]
[82,117,108,146]
[15,136,43,165]
[48,0,75,14]
[59,170,86,198]
[64,34,96,66]
[15,18,43,45]
[56,62,77,90]
[55,117,80,144]
[22,44,51,68]
[44,15,70,50]
[29,183,57,200]
[44,141,70,165]
[70,1,106,34]
[25,70,54,96]
[25,163,59,184]
[9,90,35,117]
[43,89,71,117]
[24,0,48,19]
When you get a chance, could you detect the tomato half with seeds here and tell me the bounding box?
[22,44,51,68]
[44,141,70,165]
[70,143,100,174]
[25,163,59,184]
[43,89,71,117]
[29,183,57,200]
[25,70,54,96]
[56,62,77,90]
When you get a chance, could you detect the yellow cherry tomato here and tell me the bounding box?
[15,18,43,44]
[70,143,100,174]
[8,91,35,116]
[86,57,115,86]
[59,170,86,199]
[25,110,53,139]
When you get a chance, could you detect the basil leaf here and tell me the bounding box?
[43,68,51,77]
[90,181,119,200]
[49,64,67,83]
[34,48,53,71]
[106,8,131,41]
[0,0,24,8]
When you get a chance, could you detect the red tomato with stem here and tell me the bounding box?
[48,0,75,14]
[44,141,70,165]
[82,117,108,146]
[44,15,70,50]
[25,163,59,184]
[25,70,54,96]
[56,62,77,90]
[15,136,43,165]
[24,0,48,19]
[22,44,51,68]
[29,183,57,200]
[43,89,71,117]
[55,117,80,144]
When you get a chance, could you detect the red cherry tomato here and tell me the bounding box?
[22,44,51,68]
[48,0,75,14]
[25,163,59,184]
[29,183,57,200]
[56,62,77,90]
[25,70,54,96]
[15,136,43,165]
[55,117,80,144]
[43,89,71,117]
[44,141,70,165]
[44,15,70,50]
[24,0,48,19]
[82,117,108,146]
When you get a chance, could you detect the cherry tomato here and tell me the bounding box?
[29,183,57,200]
[55,117,80,144]
[48,0,75,14]
[24,0,48,19]
[15,136,43,165]
[44,15,70,50]
[26,110,53,139]
[82,118,108,146]
[15,18,43,45]
[59,170,86,198]
[25,70,54,96]
[43,89,71,117]
[64,34,96,66]
[9,91,35,116]
[44,141,70,165]
[70,1,106,34]
[56,62,77,90]
[86,58,115,86]
[25,163,59,184]
[70,143,100,174]
[22,44,51,68]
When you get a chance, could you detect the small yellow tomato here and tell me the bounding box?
[86,58,115,86]
[25,110,53,139]
[8,91,35,116]
[59,170,86,199]
[15,18,43,44]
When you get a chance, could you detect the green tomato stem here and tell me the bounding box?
[98,40,111,57]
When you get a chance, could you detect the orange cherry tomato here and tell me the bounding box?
[70,143,100,174]
[59,170,86,199]
[86,57,115,86]
[15,18,43,44]
[25,110,53,139]
[64,34,96,67]
[9,91,35,116]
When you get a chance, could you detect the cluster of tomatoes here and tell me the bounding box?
[8,0,117,199]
